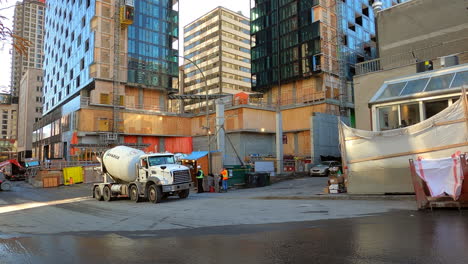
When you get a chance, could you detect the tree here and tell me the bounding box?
[0,2,31,55]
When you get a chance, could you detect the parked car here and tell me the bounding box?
[310,161,341,176]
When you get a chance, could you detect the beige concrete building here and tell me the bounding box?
[17,68,43,160]
[0,94,18,160]
[10,0,45,97]
[353,0,468,131]
[183,7,251,112]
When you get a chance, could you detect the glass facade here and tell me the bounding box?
[251,0,321,91]
[43,0,95,114]
[340,0,408,78]
[127,0,179,90]
[251,0,409,91]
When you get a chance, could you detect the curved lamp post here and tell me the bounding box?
[175,55,211,175]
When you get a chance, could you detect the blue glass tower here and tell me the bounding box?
[127,0,179,90]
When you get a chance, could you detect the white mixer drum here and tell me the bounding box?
[102,146,144,183]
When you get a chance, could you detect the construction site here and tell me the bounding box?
[24,0,354,186]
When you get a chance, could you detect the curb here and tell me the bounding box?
[252,194,415,201]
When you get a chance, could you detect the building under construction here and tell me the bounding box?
[32,0,407,173]
[34,0,185,161]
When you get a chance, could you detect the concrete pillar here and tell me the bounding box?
[216,99,225,166]
[310,114,315,164]
[276,111,284,174]
[159,94,165,111]
[292,82,297,104]
[159,138,165,152]
[138,88,144,108]
[294,133,299,156]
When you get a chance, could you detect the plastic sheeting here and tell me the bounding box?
[414,156,463,200]
[165,137,193,154]
[340,96,468,194]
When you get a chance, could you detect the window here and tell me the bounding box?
[425,100,449,119]
[82,16,86,27]
[400,78,429,96]
[80,58,85,70]
[400,103,420,126]
[377,82,407,100]
[378,105,399,131]
[100,93,109,104]
[449,71,468,89]
[424,74,454,92]
[85,39,89,51]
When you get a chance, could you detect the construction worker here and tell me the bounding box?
[196,165,204,193]
[221,168,228,192]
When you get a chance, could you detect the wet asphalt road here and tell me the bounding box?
[1,210,467,264]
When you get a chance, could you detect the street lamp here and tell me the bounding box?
[175,55,211,175]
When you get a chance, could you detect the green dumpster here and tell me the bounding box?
[224,165,252,188]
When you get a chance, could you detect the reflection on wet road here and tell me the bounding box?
[1,210,467,264]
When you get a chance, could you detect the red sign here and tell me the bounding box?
[282,135,287,144]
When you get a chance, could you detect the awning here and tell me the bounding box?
[183,151,208,161]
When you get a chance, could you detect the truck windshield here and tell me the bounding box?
[148,156,175,166]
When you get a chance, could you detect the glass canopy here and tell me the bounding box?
[370,64,468,104]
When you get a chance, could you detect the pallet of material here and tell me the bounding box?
[43,177,59,188]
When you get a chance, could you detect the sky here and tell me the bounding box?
[0,0,251,91]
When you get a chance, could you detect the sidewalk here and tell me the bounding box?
[198,176,415,201]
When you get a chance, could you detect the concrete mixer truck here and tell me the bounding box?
[93,146,192,203]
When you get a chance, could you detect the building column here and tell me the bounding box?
[216,99,225,166]
[138,88,144,109]
[276,111,284,173]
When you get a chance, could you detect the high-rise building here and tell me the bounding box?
[250,0,407,115]
[10,0,46,97]
[17,68,43,160]
[183,7,251,112]
[34,0,181,161]
[247,0,408,165]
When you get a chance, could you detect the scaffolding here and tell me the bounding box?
[317,0,350,116]
[109,0,124,144]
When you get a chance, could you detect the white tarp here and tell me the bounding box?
[340,96,468,194]
[414,156,463,200]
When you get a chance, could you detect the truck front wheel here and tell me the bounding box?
[130,185,140,203]
[147,185,162,204]
[178,189,189,199]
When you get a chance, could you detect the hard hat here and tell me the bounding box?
[197,166,201,169]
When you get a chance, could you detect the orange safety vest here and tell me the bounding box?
[221,169,228,180]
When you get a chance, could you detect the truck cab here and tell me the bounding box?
[137,153,192,188]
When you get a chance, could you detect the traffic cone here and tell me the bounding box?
[209,186,215,193]
[69,177,74,185]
